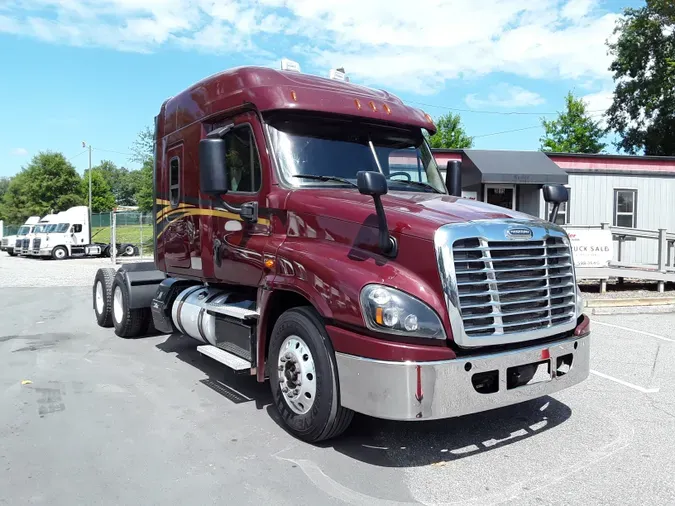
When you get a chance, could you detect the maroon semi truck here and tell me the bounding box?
[92,63,591,443]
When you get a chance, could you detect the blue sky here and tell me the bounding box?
[0,0,642,178]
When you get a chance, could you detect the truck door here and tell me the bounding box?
[162,143,192,270]
[209,113,270,286]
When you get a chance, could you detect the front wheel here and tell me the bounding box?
[269,307,354,443]
[51,246,68,260]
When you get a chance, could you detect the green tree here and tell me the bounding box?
[540,92,606,153]
[94,160,139,206]
[606,0,675,155]
[1,151,83,223]
[426,113,474,149]
[82,169,116,212]
[0,177,11,220]
[129,126,155,212]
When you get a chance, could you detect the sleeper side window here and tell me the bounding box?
[224,125,262,193]
[170,157,180,206]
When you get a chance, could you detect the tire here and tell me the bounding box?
[269,307,354,443]
[8,250,16,257]
[111,278,151,338]
[51,246,68,260]
[123,244,136,256]
[93,268,116,327]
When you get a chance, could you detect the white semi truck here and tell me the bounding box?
[20,214,57,256]
[1,216,41,256]
[32,206,137,260]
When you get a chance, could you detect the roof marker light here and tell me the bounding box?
[281,58,301,72]
[369,101,377,112]
[290,90,298,102]
[424,113,433,123]
[354,99,362,110]
[383,104,391,114]
[329,67,349,82]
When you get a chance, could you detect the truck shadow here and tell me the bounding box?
[154,333,572,467]
[320,396,572,468]
[155,333,272,410]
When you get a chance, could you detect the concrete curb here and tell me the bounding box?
[582,297,675,315]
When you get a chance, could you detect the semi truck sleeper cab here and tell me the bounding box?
[92,63,590,443]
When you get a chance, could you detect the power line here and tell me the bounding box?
[470,111,606,139]
[405,99,608,116]
[93,147,133,157]
[68,149,88,162]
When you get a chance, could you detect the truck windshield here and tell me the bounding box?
[54,223,70,233]
[266,113,446,193]
[33,224,47,234]
[17,226,30,236]
[45,224,58,233]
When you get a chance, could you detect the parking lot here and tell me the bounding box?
[1,253,674,506]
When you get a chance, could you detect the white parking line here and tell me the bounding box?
[590,369,660,393]
[591,320,674,343]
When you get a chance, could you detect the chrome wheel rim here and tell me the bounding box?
[277,335,317,415]
[55,248,65,259]
[113,286,123,324]
[95,281,104,314]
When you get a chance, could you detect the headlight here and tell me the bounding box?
[359,284,446,339]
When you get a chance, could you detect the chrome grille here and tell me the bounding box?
[1,238,7,247]
[452,236,576,338]
[33,238,41,250]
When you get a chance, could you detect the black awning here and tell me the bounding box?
[460,150,569,186]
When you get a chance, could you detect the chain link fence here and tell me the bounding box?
[93,211,154,263]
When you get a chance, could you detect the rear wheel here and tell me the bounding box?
[269,307,353,443]
[123,244,136,256]
[93,268,116,327]
[111,279,150,338]
[51,246,68,260]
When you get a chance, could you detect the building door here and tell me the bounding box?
[484,184,516,210]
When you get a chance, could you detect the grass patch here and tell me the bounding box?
[91,225,154,252]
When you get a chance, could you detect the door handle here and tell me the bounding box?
[213,238,222,267]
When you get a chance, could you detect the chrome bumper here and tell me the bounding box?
[335,334,590,421]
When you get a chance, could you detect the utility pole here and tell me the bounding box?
[83,141,92,222]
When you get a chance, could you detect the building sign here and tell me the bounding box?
[566,228,613,267]
[462,190,477,200]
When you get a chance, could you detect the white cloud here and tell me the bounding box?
[0,0,622,94]
[466,84,545,109]
[10,148,28,156]
[582,88,614,128]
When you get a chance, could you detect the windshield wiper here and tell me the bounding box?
[389,179,442,193]
[293,174,358,188]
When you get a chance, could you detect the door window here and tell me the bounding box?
[224,125,261,193]
[169,157,180,206]
[485,186,515,210]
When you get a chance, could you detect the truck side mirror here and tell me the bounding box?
[199,138,229,195]
[542,184,569,223]
[356,171,397,257]
[445,160,462,197]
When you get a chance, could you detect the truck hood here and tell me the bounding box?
[287,189,540,241]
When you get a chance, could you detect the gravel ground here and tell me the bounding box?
[0,253,156,287]
[1,251,675,505]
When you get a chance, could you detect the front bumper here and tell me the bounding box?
[335,333,590,421]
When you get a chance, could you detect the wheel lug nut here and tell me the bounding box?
[282,387,288,393]
[278,365,284,371]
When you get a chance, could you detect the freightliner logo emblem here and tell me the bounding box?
[505,227,533,240]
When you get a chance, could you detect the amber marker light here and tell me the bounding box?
[375,307,384,325]
[383,103,391,114]
[354,98,362,110]
[369,101,377,111]
[264,258,275,269]
[290,91,298,102]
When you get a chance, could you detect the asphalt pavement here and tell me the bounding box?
[1,262,674,505]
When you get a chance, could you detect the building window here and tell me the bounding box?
[169,157,180,206]
[224,125,261,193]
[613,189,637,228]
[547,187,571,225]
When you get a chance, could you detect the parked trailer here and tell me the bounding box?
[92,62,591,443]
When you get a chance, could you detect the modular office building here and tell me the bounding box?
[431,149,675,266]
